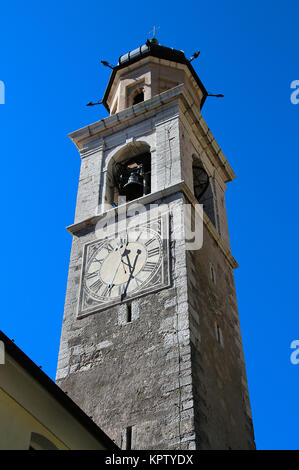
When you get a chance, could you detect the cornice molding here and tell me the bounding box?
[66,181,238,269]
[69,86,235,188]
[69,85,184,152]
[178,88,236,184]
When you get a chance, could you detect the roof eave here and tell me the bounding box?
[102,47,207,112]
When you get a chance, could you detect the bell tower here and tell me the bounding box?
[56,39,255,450]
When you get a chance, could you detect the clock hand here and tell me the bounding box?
[121,249,141,299]
[116,243,128,275]
[108,258,123,291]
[108,243,129,291]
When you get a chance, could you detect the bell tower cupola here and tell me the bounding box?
[102,39,208,114]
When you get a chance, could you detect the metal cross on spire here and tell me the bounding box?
[149,25,160,39]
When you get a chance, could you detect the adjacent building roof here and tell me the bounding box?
[0,330,119,451]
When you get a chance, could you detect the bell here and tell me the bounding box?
[123,172,144,201]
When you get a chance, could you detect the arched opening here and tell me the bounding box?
[29,432,59,450]
[105,142,151,207]
[192,156,216,228]
[130,87,144,106]
[132,90,144,105]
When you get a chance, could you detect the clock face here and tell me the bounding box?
[84,229,162,300]
[78,214,170,317]
[193,164,209,202]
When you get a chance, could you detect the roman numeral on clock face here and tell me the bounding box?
[134,276,143,287]
[145,238,155,247]
[105,242,114,253]
[86,271,98,280]
[102,285,110,297]
[90,278,103,293]
[147,247,160,257]
[142,261,156,272]
[118,285,124,297]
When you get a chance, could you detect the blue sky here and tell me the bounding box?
[0,0,298,450]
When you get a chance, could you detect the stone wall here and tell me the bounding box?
[186,219,255,449]
[57,196,197,450]
[57,85,255,450]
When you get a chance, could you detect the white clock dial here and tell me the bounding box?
[78,213,170,318]
[83,229,162,301]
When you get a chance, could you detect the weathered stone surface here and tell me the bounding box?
[56,58,255,450]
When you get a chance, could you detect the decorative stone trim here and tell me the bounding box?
[66,180,238,269]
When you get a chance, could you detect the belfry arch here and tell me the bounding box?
[103,141,151,209]
[192,154,217,228]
